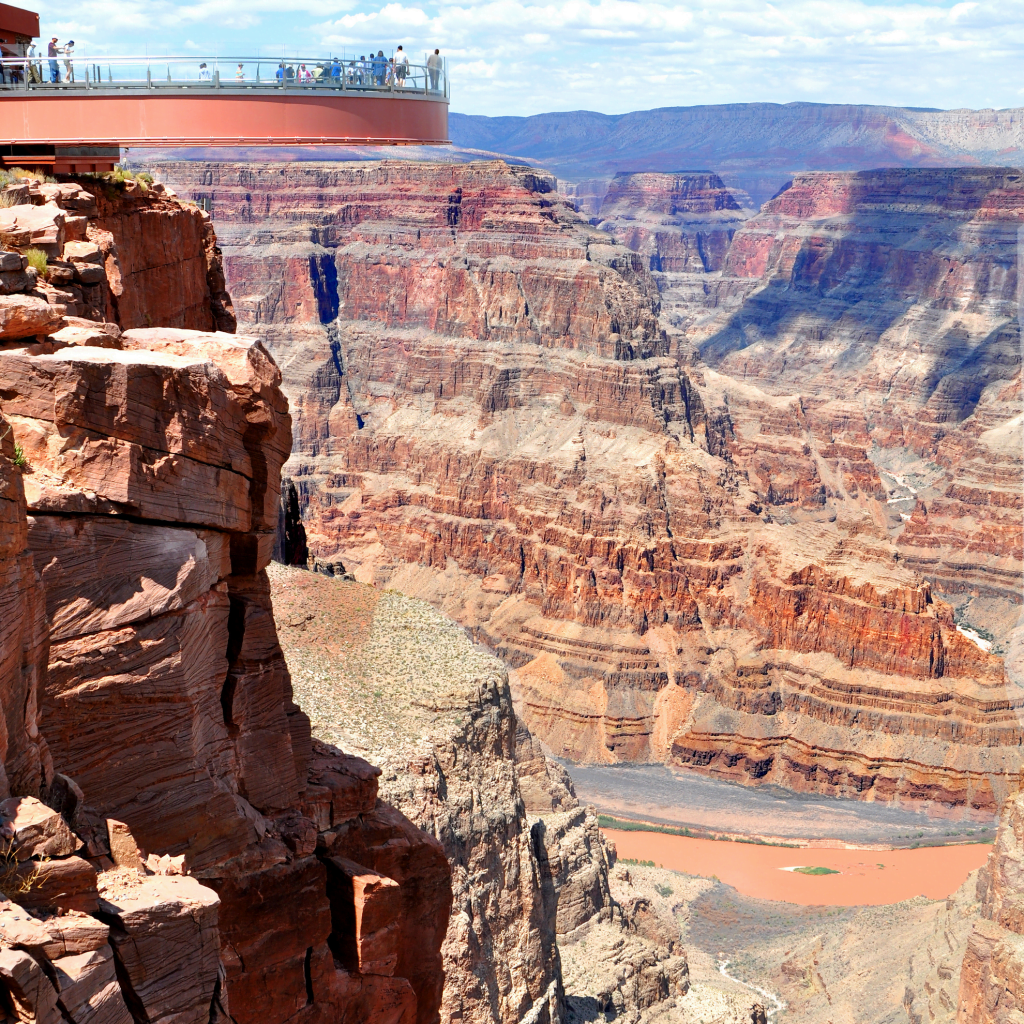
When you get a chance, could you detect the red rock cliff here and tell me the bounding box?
[0,175,451,1024]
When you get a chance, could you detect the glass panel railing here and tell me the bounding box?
[0,56,449,98]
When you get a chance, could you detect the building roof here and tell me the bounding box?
[0,4,38,41]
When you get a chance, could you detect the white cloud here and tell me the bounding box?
[22,0,1024,115]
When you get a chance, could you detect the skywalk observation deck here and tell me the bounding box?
[0,55,450,172]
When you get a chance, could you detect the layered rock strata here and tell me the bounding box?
[594,172,749,274]
[149,159,1024,815]
[0,175,450,1024]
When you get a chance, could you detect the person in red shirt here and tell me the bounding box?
[47,38,60,83]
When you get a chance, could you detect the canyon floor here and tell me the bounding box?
[268,562,984,1023]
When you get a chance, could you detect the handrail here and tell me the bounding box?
[0,54,449,98]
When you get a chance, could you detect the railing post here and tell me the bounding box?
[85,65,90,89]
[147,64,152,88]
[167,64,171,83]
[214,68,220,87]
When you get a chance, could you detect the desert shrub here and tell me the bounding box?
[8,167,54,183]
[0,840,42,899]
[24,248,46,275]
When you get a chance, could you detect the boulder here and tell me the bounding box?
[0,795,79,860]
[0,293,62,338]
[324,856,403,977]
[39,182,97,213]
[13,855,98,913]
[99,874,220,1024]
[0,202,65,253]
[51,946,133,1024]
[0,946,62,1023]
[105,819,144,873]
[304,740,380,829]
[50,321,122,348]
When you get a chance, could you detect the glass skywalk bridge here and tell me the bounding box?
[0,55,450,172]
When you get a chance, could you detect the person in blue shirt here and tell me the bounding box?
[372,50,386,85]
[276,63,285,80]
[330,59,342,81]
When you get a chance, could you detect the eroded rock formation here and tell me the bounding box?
[959,791,1024,1022]
[0,175,450,1024]
[268,563,732,1024]
[147,158,1024,817]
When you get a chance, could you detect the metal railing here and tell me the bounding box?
[0,55,449,99]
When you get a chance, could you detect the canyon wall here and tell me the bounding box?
[149,158,1024,818]
[0,176,451,1024]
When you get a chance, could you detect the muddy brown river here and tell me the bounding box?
[605,829,990,906]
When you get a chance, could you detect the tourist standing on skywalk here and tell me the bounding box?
[427,49,441,91]
[47,38,59,83]
[62,40,74,82]
[27,42,40,83]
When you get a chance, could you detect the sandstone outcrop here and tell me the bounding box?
[0,173,232,332]
[148,159,1024,817]
[0,175,449,1024]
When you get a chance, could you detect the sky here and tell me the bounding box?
[26,0,1024,117]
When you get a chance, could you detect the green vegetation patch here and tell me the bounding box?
[598,814,693,837]
[597,814,799,847]
[792,865,839,876]
[24,248,47,276]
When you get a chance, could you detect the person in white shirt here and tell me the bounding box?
[27,42,40,83]
[394,45,409,87]
[427,48,441,91]
[199,62,211,81]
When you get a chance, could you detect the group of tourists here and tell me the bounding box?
[43,38,74,83]
[1,41,444,91]
[269,48,444,90]
[0,37,73,84]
